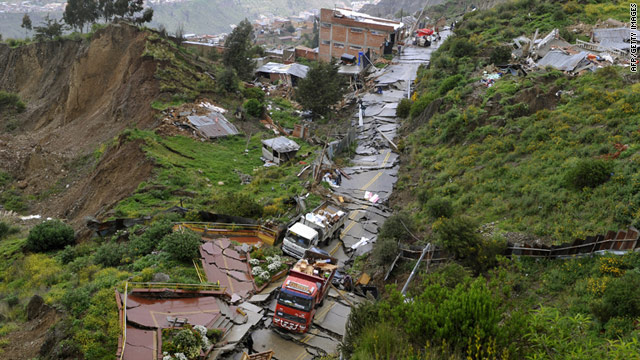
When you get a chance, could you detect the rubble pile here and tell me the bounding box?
[510,24,637,74]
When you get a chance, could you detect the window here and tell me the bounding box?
[334,42,344,48]
[350,45,362,50]
[371,30,384,36]
[350,27,363,33]
[321,40,330,45]
[321,22,331,28]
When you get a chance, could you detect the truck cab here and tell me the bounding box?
[273,251,337,333]
[282,222,318,259]
[273,278,319,332]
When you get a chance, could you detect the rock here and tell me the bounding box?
[17,181,28,189]
[152,272,170,283]
[26,295,45,320]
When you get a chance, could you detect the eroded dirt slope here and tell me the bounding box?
[0,23,159,227]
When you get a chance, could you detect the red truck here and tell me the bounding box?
[273,250,338,333]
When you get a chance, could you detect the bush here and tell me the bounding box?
[425,197,454,219]
[128,220,174,257]
[564,158,612,189]
[438,74,464,95]
[450,38,476,58]
[351,322,409,360]
[396,98,412,118]
[340,301,379,358]
[592,271,640,323]
[490,46,512,65]
[215,193,263,219]
[243,98,263,118]
[173,328,201,359]
[371,236,398,267]
[0,91,26,113]
[161,229,201,262]
[0,221,19,239]
[26,219,75,252]
[94,242,126,267]
[242,86,265,102]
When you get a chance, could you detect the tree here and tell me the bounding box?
[33,15,66,41]
[295,60,345,117]
[223,19,256,81]
[21,14,32,37]
[98,0,116,21]
[216,66,239,93]
[63,0,98,33]
[135,7,153,25]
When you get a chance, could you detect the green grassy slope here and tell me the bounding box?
[343,1,640,359]
[396,0,637,242]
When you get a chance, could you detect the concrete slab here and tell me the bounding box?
[313,300,350,337]
[248,293,271,303]
[239,301,264,314]
[251,329,312,360]
[224,309,263,344]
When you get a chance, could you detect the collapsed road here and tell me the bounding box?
[116,32,449,360]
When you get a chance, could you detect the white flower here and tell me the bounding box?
[267,261,281,272]
[266,255,281,264]
[259,271,271,280]
[162,356,172,360]
[252,266,264,276]
[175,353,188,360]
[249,258,260,266]
[194,325,207,335]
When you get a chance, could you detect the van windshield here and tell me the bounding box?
[278,289,313,312]
[287,230,312,247]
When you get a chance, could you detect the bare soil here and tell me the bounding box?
[0,23,160,228]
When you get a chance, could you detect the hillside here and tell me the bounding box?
[344,0,640,359]
[0,23,162,229]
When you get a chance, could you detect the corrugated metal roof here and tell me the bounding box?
[593,27,639,43]
[187,111,239,138]
[262,136,300,152]
[256,62,309,79]
[537,51,590,72]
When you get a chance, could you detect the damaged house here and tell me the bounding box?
[256,62,309,87]
[261,136,300,165]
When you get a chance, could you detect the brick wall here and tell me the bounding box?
[318,8,397,62]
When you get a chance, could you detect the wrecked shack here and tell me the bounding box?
[187,110,240,139]
[256,62,309,87]
[261,136,300,165]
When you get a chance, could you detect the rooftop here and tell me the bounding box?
[329,8,404,31]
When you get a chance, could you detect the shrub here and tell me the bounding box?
[0,91,26,113]
[173,328,201,358]
[438,74,464,95]
[93,242,126,267]
[0,221,19,239]
[396,98,412,118]
[564,158,613,189]
[242,86,265,102]
[604,317,634,339]
[340,301,379,358]
[425,197,454,218]
[215,193,263,219]
[128,220,174,257]
[26,219,75,252]
[450,38,476,58]
[371,236,398,267]
[490,46,512,65]
[161,229,201,262]
[351,322,409,360]
[243,98,263,117]
[592,270,640,323]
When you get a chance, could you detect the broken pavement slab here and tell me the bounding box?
[312,300,351,337]
[251,329,312,360]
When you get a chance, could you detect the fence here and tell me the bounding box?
[386,227,640,280]
[127,281,225,293]
[174,222,279,246]
[326,126,357,160]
